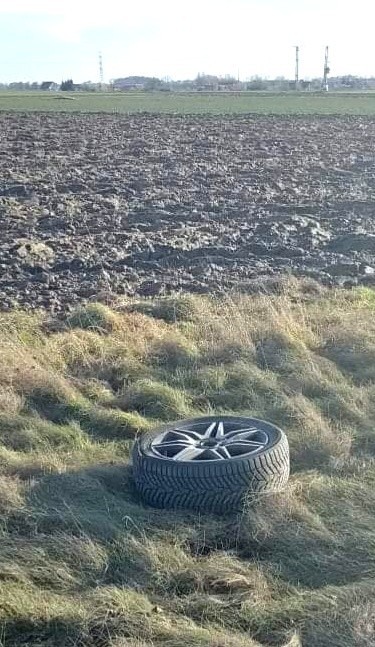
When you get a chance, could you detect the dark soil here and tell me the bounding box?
[1,113,375,311]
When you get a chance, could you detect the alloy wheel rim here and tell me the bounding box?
[151,419,269,461]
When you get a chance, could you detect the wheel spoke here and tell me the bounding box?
[225,431,264,444]
[168,430,201,442]
[203,422,217,438]
[216,421,225,438]
[209,449,227,460]
[172,446,206,461]
[226,441,264,451]
[174,428,202,441]
[216,446,231,459]
[234,439,264,446]
[226,439,264,448]
[224,426,260,440]
[153,441,192,450]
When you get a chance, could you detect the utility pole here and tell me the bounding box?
[295,45,299,90]
[323,46,330,91]
[99,52,104,90]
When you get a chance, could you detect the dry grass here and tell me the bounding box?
[0,282,375,646]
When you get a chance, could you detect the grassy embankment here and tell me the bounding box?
[1,279,375,646]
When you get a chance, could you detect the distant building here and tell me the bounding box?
[112,76,164,91]
[40,82,59,91]
[195,75,219,91]
[114,81,145,91]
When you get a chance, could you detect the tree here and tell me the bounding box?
[247,76,265,91]
[61,79,74,91]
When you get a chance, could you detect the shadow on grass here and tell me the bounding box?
[1,459,371,647]
[23,459,375,593]
[0,618,83,647]
[26,463,147,540]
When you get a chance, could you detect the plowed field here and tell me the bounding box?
[1,113,375,311]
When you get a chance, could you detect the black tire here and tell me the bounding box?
[132,416,289,513]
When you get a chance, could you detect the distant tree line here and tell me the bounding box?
[2,74,375,92]
[113,74,375,92]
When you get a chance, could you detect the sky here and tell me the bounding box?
[0,0,374,83]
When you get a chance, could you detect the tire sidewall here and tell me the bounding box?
[132,415,287,478]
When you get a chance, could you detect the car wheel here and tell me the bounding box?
[132,415,289,513]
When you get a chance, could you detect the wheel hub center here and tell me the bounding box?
[199,439,218,448]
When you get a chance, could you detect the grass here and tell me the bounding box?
[1,280,375,645]
[2,91,375,114]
